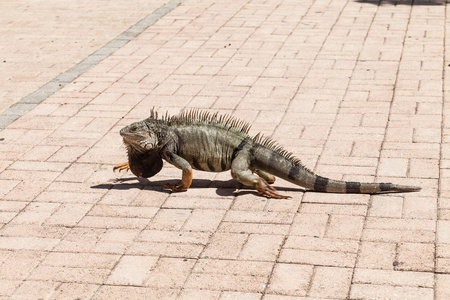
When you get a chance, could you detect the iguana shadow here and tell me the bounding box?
[91,177,304,197]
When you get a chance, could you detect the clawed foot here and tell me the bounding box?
[163,183,189,192]
[113,162,129,172]
[256,178,290,199]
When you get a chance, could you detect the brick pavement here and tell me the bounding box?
[0,0,447,299]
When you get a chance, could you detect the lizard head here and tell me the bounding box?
[120,121,158,152]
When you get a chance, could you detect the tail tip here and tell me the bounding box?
[391,184,422,193]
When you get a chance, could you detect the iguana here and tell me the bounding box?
[114,109,421,198]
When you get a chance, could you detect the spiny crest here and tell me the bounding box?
[149,107,158,119]
[253,132,311,171]
[149,107,252,134]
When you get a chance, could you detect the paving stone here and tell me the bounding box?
[267,263,313,296]
[239,234,284,261]
[436,274,450,300]
[9,280,60,299]
[93,286,179,300]
[202,232,248,259]
[185,259,273,293]
[145,257,196,288]
[309,266,352,299]
[106,255,158,286]
[396,242,435,272]
[0,250,46,280]
[353,268,434,288]
[49,283,100,300]
[350,284,433,300]
[357,241,397,270]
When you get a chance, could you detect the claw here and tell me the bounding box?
[257,188,290,199]
[113,162,130,172]
[163,183,188,192]
[256,178,290,199]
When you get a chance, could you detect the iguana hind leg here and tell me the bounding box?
[113,162,129,172]
[255,170,276,184]
[232,154,288,199]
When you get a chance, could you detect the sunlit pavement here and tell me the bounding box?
[0,0,447,298]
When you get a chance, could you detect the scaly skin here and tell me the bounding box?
[114,109,421,198]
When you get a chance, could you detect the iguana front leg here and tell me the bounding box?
[162,152,193,192]
[232,153,288,199]
[113,162,129,172]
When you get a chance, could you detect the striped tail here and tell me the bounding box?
[310,176,421,194]
[253,148,421,194]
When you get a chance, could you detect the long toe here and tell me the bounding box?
[113,162,129,172]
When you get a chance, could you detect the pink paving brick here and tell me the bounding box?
[436,274,450,299]
[218,222,290,235]
[106,255,158,286]
[353,268,434,288]
[309,266,352,298]
[279,248,357,268]
[185,259,273,293]
[289,213,329,237]
[177,289,220,300]
[0,279,22,297]
[396,242,435,272]
[267,263,313,296]
[300,202,368,216]
[202,232,248,259]
[145,257,196,288]
[44,203,93,226]
[369,195,404,218]
[138,229,210,245]
[357,241,397,270]
[350,284,433,300]
[239,234,284,261]
[163,196,233,210]
[182,209,226,232]
[146,208,192,231]
[41,252,120,269]
[49,283,100,300]
[93,286,179,300]
[9,280,60,299]
[402,195,437,220]
[28,265,111,284]
[0,250,46,280]
[325,215,365,240]
[77,215,151,230]
[0,236,60,251]
[126,241,204,259]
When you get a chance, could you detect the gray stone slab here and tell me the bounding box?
[0,115,20,129]
[2,103,37,116]
[104,39,129,49]
[55,71,81,83]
